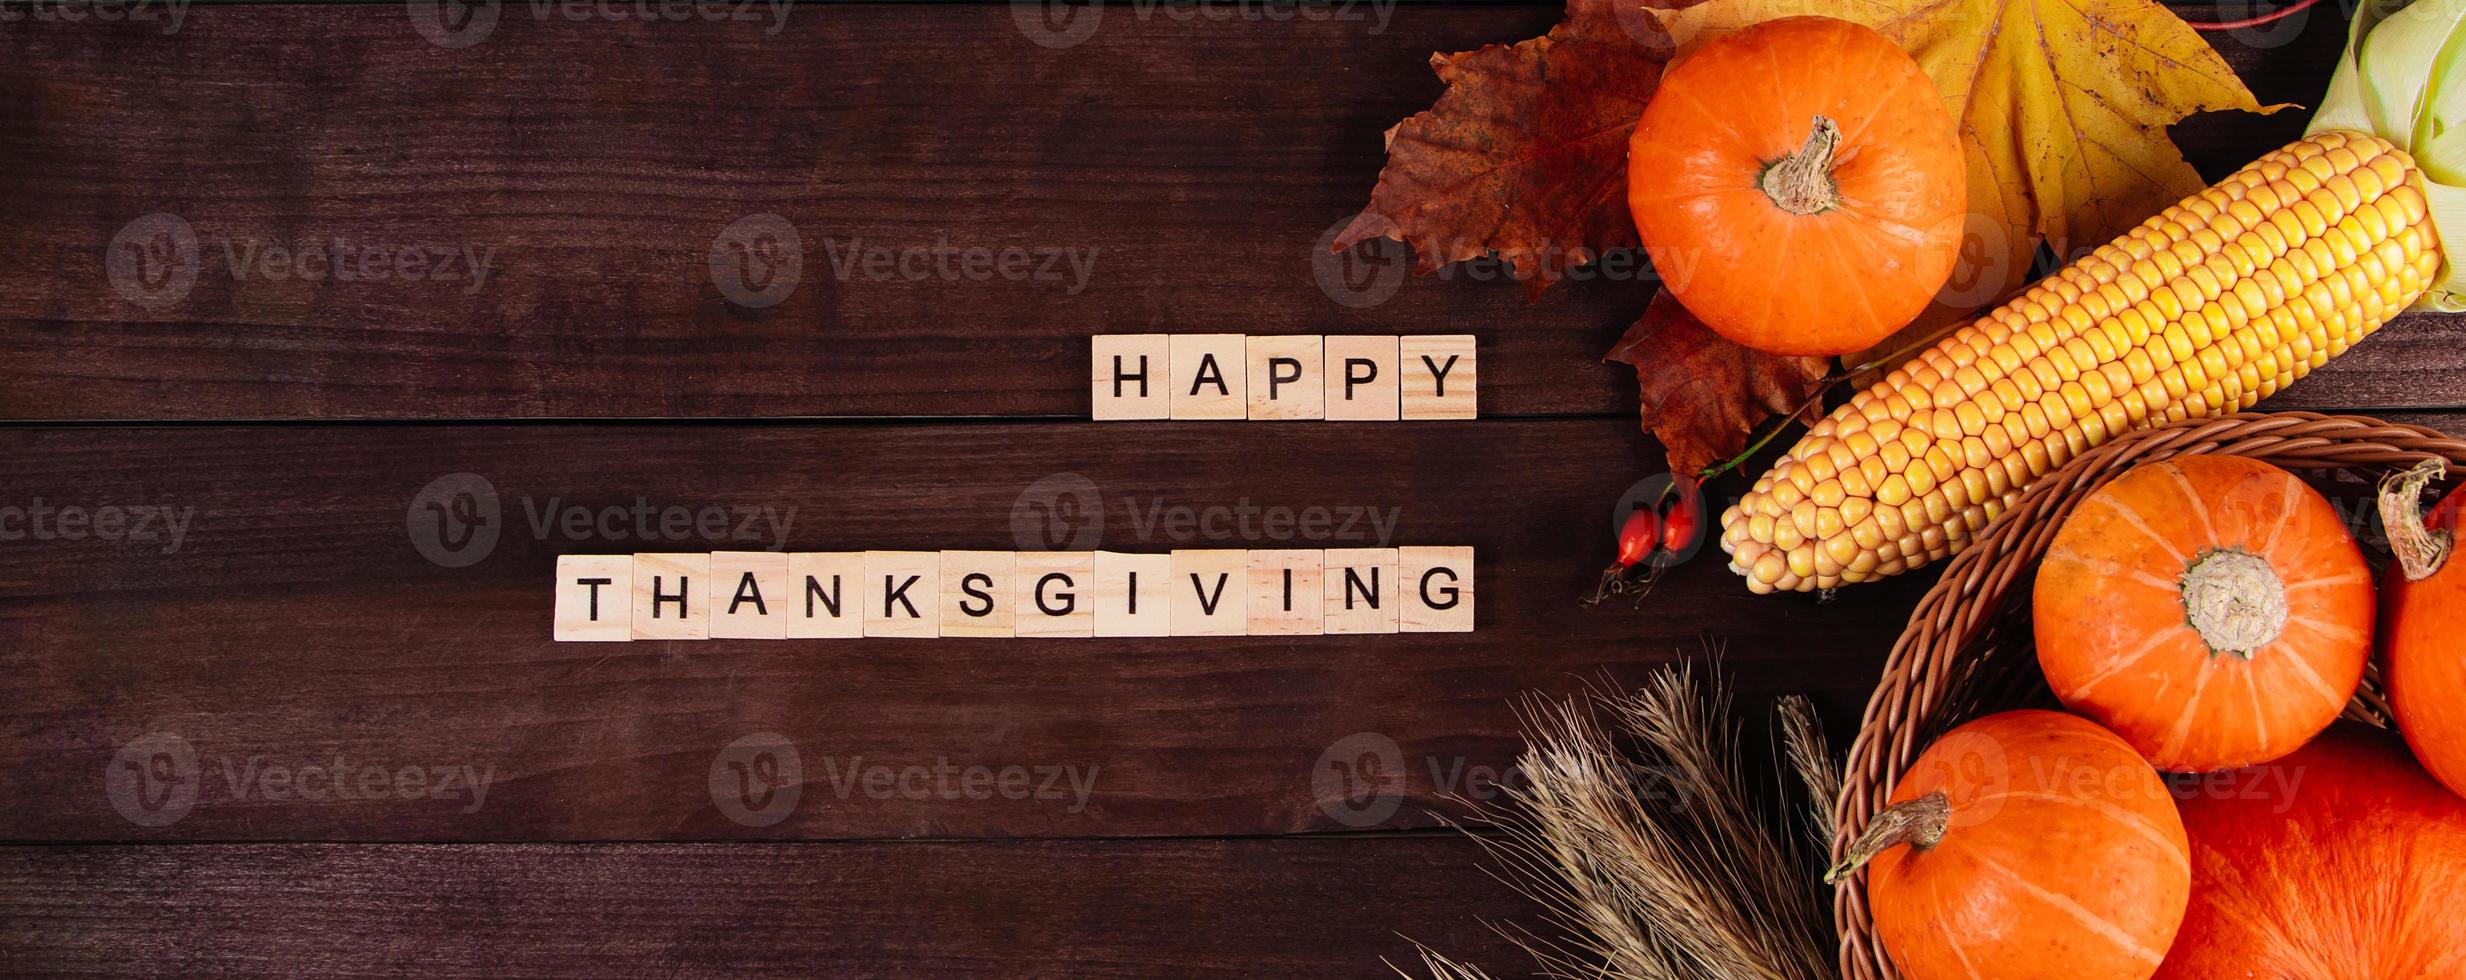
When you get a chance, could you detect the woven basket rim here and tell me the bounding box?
[1825,410,2466,980]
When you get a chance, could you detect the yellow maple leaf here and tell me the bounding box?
[1654,0,2286,355]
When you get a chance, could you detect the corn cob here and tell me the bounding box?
[1720,131,2443,593]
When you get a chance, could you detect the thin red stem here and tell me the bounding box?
[2183,0,2326,31]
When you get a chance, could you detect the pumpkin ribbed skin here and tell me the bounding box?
[1868,710,2188,980]
[2156,725,2466,978]
[1627,15,1964,356]
[2383,483,2466,799]
[2034,456,2371,772]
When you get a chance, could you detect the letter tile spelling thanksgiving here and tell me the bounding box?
[554,549,1474,640]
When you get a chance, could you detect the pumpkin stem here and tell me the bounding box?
[1761,115,1842,216]
[2380,457,2453,582]
[2179,547,2286,659]
[1824,790,1949,884]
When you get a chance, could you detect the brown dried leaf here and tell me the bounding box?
[1609,292,1829,475]
[1333,0,1689,297]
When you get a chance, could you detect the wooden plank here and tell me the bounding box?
[0,419,1906,840]
[0,838,1534,978]
[0,1,2453,420]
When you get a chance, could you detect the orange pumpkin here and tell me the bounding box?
[2035,456,2372,772]
[1626,16,1965,356]
[2378,459,2466,798]
[1835,710,2189,980]
[2156,724,2466,977]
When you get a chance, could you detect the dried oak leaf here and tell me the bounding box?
[1333,0,1694,298]
[1609,291,1829,475]
[1656,0,2285,360]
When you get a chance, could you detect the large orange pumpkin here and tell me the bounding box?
[1626,16,1965,356]
[2378,460,2466,798]
[2035,456,2372,772]
[1836,710,2189,980]
[2156,724,2466,977]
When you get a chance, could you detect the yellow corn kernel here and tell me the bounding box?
[1720,133,2442,593]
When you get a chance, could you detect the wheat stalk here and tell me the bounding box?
[1425,657,1842,980]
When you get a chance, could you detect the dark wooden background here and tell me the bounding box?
[1,1,2459,975]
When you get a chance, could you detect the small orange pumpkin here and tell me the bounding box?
[1835,710,2189,980]
[2377,459,2466,798]
[2036,456,2373,773]
[1626,16,1965,356]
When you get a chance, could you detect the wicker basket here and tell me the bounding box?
[1826,411,2466,980]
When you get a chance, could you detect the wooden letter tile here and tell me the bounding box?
[709,551,790,639]
[1170,549,1248,635]
[1170,334,1248,420]
[1016,551,1096,638]
[1399,546,1475,632]
[862,551,941,638]
[1091,335,1171,420]
[631,553,711,640]
[554,554,633,642]
[1322,548,1399,634]
[787,552,865,639]
[1245,550,1325,635]
[1399,335,1477,420]
[939,551,1017,638]
[1092,551,1172,637]
[1245,335,1324,420]
[1323,335,1400,421]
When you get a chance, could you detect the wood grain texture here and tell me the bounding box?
[0,419,1900,840]
[0,1,2455,420]
[0,838,1533,977]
